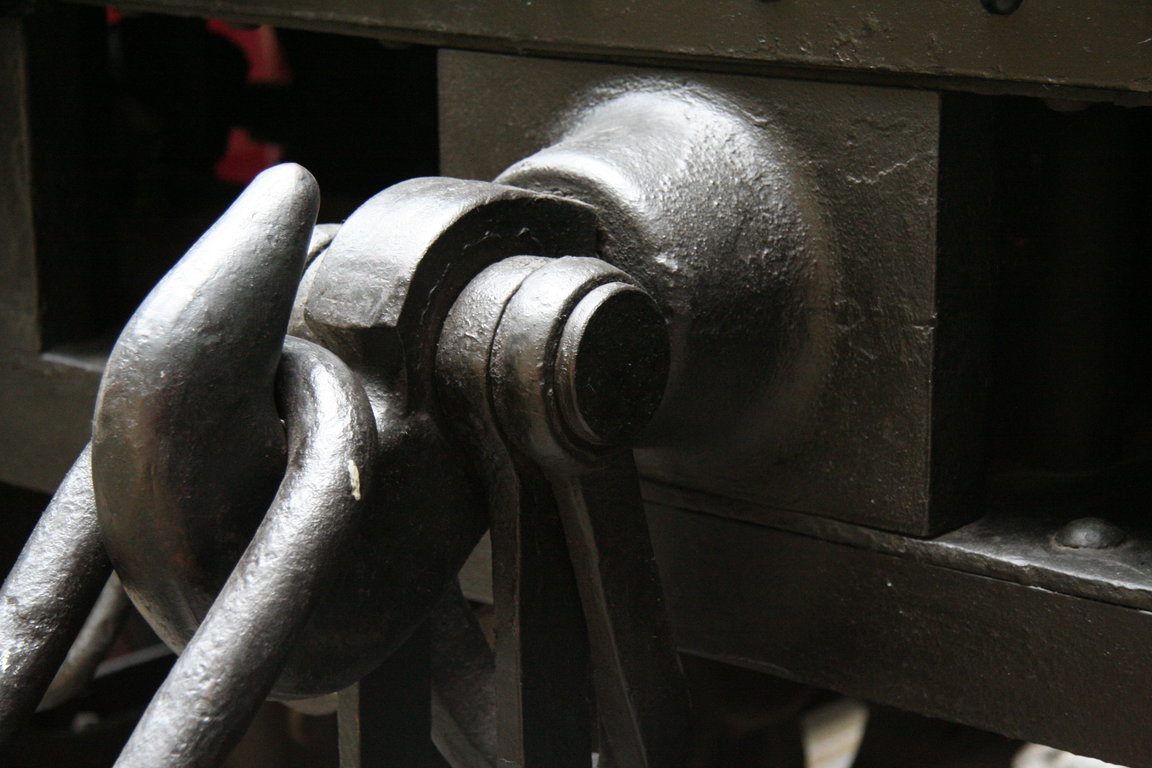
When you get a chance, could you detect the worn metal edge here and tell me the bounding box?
[0,351,100,493]
[646,503,1152,767]
[65,0,1152,106]
[641,478,1152,615]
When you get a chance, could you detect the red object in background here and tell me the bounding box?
[205,20,291,84]
[215,128,285,186]
[105,9,292,184]
[206,21,291,184]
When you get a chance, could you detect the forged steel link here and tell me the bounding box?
[437,256,689,768]
[114,335,377,768]
[0,445,108,743]
[0,159,691,768]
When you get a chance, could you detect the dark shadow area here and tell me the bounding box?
[24,5,439,351]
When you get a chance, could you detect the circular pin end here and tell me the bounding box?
[556,282,670,447]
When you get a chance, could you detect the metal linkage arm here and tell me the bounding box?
[439,256,690,768]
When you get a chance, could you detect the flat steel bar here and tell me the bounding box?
[63,0,1152,101]
[549,455,689,768]
[647,502,1152,768]
[491,459,592,768]
[337,624,448,768]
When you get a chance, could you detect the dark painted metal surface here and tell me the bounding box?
[0,19,100,495]
[444,52,984,536]
[338,624,448,768]
[115,336,377,767]
[91,166,500,700]
[297,176,598,700]
[1054,517,1127,550]
[451,483,1152,764]
[642,479,1152,615]
[65,0,1152,102]
[439,256,594,768]
[0,19,37,355]
[646,502,1152,768]
[299,173,690,765]
[0,447,108,746]
[428,583,497,768]
[3,18,1152,767]
[439,256,689,768]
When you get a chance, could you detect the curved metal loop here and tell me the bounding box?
[92,170,599,698]
[0,445,108,745]
[38,573,132,712]
[114,336,377,768]
[93,163,321,677]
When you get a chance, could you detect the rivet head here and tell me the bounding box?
[1054,517,1127,549]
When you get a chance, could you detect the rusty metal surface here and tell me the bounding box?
[65,0,1152,102]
